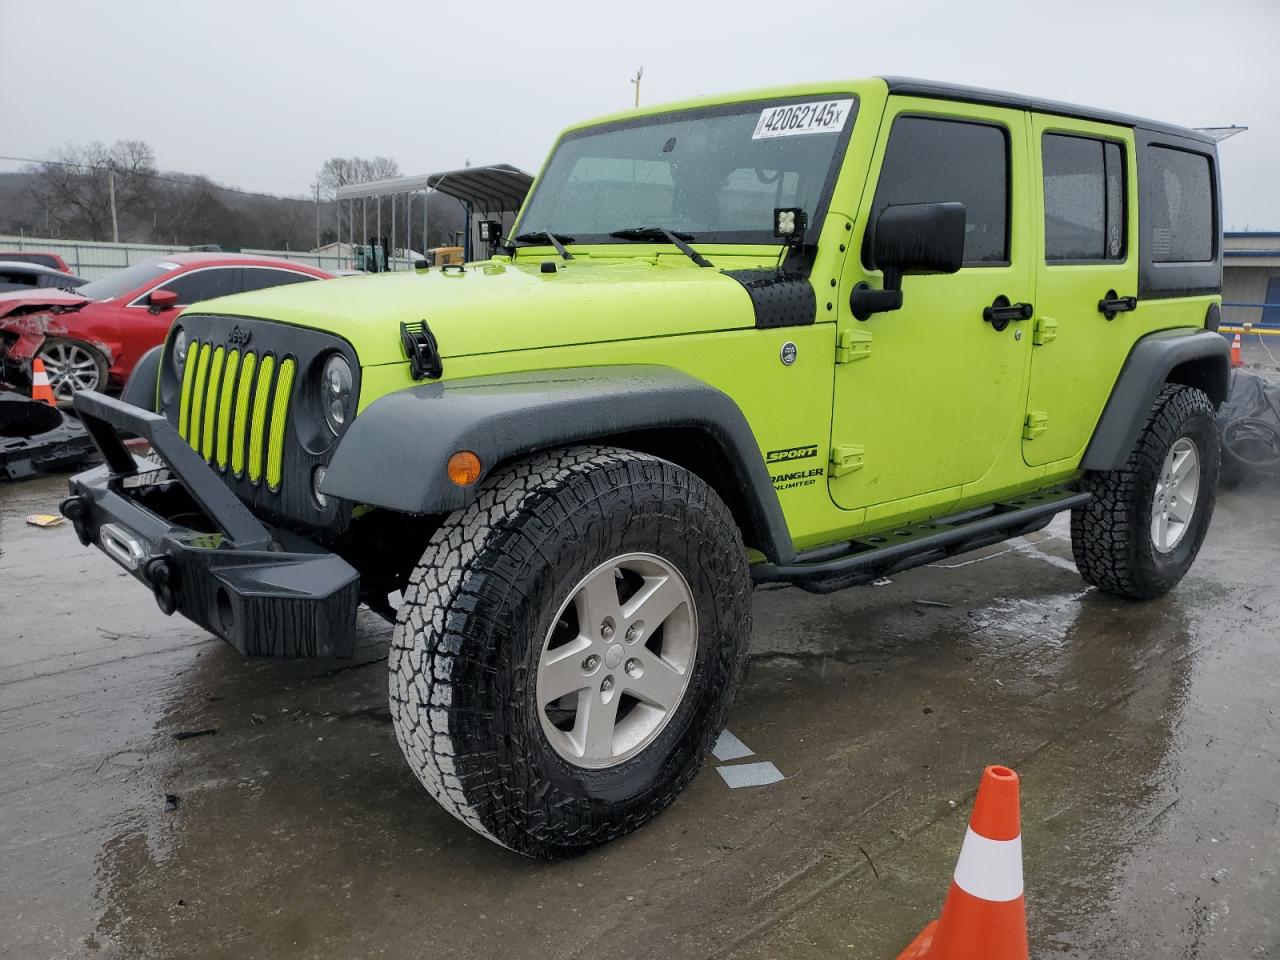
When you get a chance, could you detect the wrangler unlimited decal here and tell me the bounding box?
[772,466,824,491]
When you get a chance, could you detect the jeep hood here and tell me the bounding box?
[188,257,766,366]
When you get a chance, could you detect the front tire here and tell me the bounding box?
[37,337,108,406]
[389,446,752,858]
[1071,384,1219,600]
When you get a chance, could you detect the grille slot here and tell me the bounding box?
[178,341,293,491]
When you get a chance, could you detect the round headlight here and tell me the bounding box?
[172,328,188,376]
[321,354,353,435]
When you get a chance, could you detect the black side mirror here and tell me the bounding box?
[850,202,966,320]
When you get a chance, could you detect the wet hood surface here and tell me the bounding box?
[184,256,764,365]
[0,287,90,319]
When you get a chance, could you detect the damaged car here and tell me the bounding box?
[0,253,331,404]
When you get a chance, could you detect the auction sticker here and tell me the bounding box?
[753,99,853,139]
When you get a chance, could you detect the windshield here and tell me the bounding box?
[77,258,175,301]
[516,96,857,245]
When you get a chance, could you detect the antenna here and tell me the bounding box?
[631,66,643,108]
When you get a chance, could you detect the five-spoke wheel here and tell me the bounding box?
[537,553,696,769]
[1151,437,1200,554]
[36,338,107,405]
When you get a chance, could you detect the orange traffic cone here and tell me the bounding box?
[30,357,57,406]
[897,765,1027,960]
[1230,333,1244,368]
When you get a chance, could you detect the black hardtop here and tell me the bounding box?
[881,77,1214,145]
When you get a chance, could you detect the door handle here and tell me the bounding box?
[983,295,1034,332]
[1097,290,1138,320]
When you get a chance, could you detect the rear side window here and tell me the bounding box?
[159,267,240,305]
[1147,146,1214,262]
[1042,134,1126,261]
[238,267,317,293]
[870,116,1009,265]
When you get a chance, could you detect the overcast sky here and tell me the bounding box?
[6,0,1277,228]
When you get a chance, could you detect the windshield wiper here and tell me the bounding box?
[512,231,575,260]
[608,227,713,268]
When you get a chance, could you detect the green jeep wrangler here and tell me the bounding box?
[63,77,1228,858]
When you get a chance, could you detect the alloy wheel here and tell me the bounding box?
[536,553,697,769]
[1151,437,1200,554]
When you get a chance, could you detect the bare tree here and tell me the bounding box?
[317,156,402,244]
[31,141,156,241]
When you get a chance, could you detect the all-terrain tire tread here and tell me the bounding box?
[1071,384,1218,600]
[389,445,751,857]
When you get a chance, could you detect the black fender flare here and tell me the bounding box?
[120,345,163,412]
[321,365,796,563]
[1082,328,1229,472]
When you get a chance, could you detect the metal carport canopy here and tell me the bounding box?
[334,163,534,212]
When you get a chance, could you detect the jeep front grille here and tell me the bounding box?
[177,341,296,491]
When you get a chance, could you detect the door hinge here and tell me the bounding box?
[835,328,872,363]
[830,443,865,477]
[1032,315,1058,346]
[1023,411,1049,440]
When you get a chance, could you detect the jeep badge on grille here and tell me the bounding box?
[227,325,252,347]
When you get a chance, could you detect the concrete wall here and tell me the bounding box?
[1224,233,1280,325]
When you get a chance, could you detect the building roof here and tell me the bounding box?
[335,163,534,212]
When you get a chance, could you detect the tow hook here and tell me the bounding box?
[145,557,177,616]
[59,495,92,546]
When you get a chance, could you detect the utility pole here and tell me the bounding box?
[314,182,321,252]
[631,66,643,108]
[107,168,119,243]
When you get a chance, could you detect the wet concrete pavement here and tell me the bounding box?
[2,466,1278,959]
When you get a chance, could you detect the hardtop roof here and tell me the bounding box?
[881,76,1215,145]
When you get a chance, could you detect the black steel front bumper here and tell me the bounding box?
[60,391,359,658]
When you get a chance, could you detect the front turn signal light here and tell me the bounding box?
[447,451,482,486]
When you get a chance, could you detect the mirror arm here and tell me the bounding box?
[849,281,904,321]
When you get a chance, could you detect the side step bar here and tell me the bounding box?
[753,486,1090,593]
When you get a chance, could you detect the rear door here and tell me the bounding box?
[1023,117,1138,466]
[829,99,1034,517]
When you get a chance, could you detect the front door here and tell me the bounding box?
[829,98,1034,519]
[1023,116,1139,466]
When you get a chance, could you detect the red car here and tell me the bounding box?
[0,251,73,273]
[0,253,331,403]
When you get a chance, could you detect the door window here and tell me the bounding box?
[868,116,1009,265]
[1043,134,1126,261]
[239,267,318,293]
[157,267,240,305]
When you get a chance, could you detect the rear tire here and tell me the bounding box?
[389,445,752,858]
[1071,384,1219,600]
